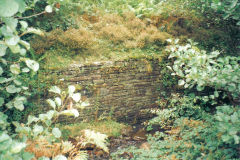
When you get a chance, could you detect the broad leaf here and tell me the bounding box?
[14,0,26,13]
[45,5,53,13]
[27,115,39,125]
[0,97,4,106]
[68,85,75,94]
[33,125,43,135]
[0,44,7,56]
[0,66,3,76]
[25,59,39,72]
[53,155,67,160]
[6,85,21,93]
[5,36,20,46]
[14,99,24,111]
[55,97,62,107]
[52,128,61,138]
[59,109,79,118]
[3,17,18,31]
[47,99,56,109]
[0,0,19,17]
[49,86,61,94]
[10,64,20,74]
[10,142,26,154]
[72,93,81,102]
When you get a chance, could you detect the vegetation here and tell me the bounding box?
[0,0,239,159]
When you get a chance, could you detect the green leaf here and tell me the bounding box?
[68,85,75,94]
[6,85,20,93]
[14,0,26,13]
[47,99,56,109]
[0,44,7,56]
[59,109,79,118]
[0,0,19,17]
[0,97,4,106]
[22,67,30,73]
[33,125,43,135]
[25,27,44,36]
[14,99,24,111]
[5,36,20,46]
[3,17,18,31]
[45,5,53,13]
[231,112,238,123]
[53,155,67,160]
[38,157,50,160]
[72,93,81,102]
[25,59,39,72]
[46,110,55,120]
[55,97,62,107]
[27,115,39,125]
[10,64,20,74]
[19,40,30,50]
[49,86,61,94]
[20,21,28,30]
[0,132,11,151]
[10,142,26,154]
[178,80,185,86]
[0,66,3,76]
[52,128,61,138]
[9,44,21,53]
[22,152,35,160]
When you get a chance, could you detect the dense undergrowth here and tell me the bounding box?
[1,0,240,159]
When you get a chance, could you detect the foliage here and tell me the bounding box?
[167,39,240,101]
[203,0,240,25]
[112,40,240,159]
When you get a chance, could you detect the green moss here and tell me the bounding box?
[57,120,126,140]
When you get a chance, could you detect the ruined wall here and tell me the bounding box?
[45,58,164,123]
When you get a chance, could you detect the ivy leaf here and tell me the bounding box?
[25,59,39,72]
[0,97,4,106]
[52,128,61,138]
[49,86,61,94]
[10,64,20,74]
[72,93,81,102]
[0,44,8,56]
[0,0,19,17]
[45,5,53,13]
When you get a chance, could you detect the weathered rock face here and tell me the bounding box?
[44,58,163,123]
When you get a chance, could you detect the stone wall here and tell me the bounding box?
[45,58,164,123]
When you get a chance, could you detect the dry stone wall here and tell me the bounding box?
[46,58,164,123]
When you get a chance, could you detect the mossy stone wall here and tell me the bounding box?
[46,58,163,123]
